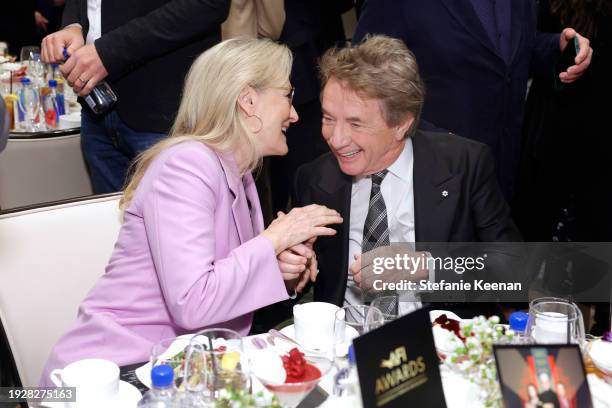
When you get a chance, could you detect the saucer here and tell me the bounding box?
[279,324,360,356]
[41,380,142,408]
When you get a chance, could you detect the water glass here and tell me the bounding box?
[525,297,585,346]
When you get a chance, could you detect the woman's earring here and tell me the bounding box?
[248,114,263,133]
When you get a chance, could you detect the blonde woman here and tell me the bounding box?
[41,38,342,385]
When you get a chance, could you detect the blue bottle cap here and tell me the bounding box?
[21,77,31,85]
[509,311,529,332]
[348,344,356,365]
[151,364,173,388]
[62,47,69,60]
[49,79,57,87]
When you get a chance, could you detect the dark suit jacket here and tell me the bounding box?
[293,131,522,306]
[354,0,560,198]
[61,0,230,133]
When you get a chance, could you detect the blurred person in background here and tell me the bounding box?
[35,0,66,40]
[221,0,285,41]
[0,1,37,56]
[269,0,354,215]
[513,0,611,336]
[40,0,231,194]
[354,0,593,200]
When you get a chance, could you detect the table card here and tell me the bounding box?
[352,307,446,408]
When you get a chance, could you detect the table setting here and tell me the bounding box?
[41,296,612,408]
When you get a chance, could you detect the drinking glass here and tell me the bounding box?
[371,294,399,322]
[18,83,40,132]
[333,305,384,358]
[525,297,585,346]
[182,328,248,402]
[20,46,40,62]
[150,336,191,388]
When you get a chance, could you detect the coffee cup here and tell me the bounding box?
[293,302,340,351]
[49,358,120,408]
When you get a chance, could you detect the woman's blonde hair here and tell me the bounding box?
[120,37,292,210]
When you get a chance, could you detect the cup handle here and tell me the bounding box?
[49,369,63,387]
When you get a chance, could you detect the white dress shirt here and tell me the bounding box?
[86,0,102,45]
[345,139,420,313]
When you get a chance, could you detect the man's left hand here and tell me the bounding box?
[61,44,109,97]
[559,28,593,83]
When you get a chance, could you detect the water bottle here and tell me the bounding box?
[63,47,117,115]
[332,345,363,407]
[509,311,529,344]
[137,365,176,408]
[43,80,60,128]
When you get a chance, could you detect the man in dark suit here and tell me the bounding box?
[290,36,521,308]
[40,0,230,193]
[353,0,592,199]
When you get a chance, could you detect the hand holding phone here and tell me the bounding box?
[554,36,580,90]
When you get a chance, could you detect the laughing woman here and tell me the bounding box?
[41,38,342,384]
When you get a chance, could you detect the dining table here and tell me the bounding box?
[118,330,612,408]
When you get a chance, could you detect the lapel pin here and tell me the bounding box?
[442,190,448,197]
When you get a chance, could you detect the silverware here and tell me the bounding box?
[268,329,326,354]
[251,337,267,350]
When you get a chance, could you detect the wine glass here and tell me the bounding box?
[371,294,399,323]
[20,46,40,63]
[150,336,192,388]
[182,328,248,402]
[333,305,384,359]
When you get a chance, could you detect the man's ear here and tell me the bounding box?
[237,86,258,116]
[395,113,415,140]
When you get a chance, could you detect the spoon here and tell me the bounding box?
[267,329,327,355]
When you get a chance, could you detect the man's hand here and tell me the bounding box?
[41,26,84,64]
[559,28,593,83]
[61,44,109,97]
[34,11,49,32]
[278,238,318,294]
[351,245,429,291]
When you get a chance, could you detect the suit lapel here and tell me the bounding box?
[314,157,352,305]
[440,0,503,62]
[507,1,524,67]
[412,132,459,242]
[216,152,252,244]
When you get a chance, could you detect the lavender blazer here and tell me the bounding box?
[41,141,288,385]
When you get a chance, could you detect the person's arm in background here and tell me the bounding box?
[353,0,406,44]
[254,0,285,40]
[40,0,83,63]
[530,0,592,83]
[94,0,230,81]
[0,98,8,153]
[54,0,230,96]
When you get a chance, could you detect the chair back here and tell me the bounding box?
[0,194,122,386]
[0,132,93,210]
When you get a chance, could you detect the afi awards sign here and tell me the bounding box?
[352,307,446,407]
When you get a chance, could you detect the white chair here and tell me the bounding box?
[0,194,122,386]
[0,132,94,210]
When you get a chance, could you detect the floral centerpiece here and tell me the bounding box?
[433,314,517,408]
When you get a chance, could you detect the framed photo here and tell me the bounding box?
[493,344,593,408]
